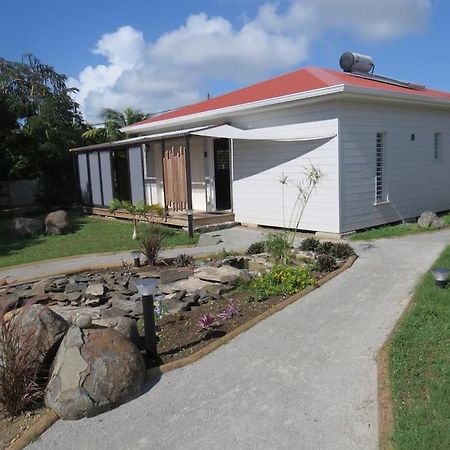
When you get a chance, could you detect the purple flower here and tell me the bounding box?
[218,302,241,321]
[196,314,216,331]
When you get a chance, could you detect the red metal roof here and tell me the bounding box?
[133,66,450,127]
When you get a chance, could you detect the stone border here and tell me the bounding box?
[148,254,358,377]
[5,254,358,449]
[377,296,416,450]
[5,411,59,450]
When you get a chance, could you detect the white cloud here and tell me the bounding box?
[72,0,431,123]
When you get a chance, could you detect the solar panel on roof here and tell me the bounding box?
[348,71,426,91]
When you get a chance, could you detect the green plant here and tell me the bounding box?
[328,242,354,259]
[174,254,193,267]
[264,232,291,262]
[217,248,239,259]
[315,241,334,255]
[315,254,337,273]
[249,265,316,301]
[109,199,164,240]
[0,307,44,416]
[279,164,324,247]
[140,223,167,265]
[299,237,320,252]
[246,241,265,255]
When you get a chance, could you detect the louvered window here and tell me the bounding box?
[375,133,385,203]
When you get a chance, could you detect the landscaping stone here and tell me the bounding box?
[74,313,92,329]
[45,210,70,235]
[92,317,140,347]
[100,306,128,318]
[110,296,141,315]
[85,297,103,307]
[85,283,105,297]
[247,257,273,273]
[168,277,217,293]
[50,305,102,323]
[159,268,192,285]
[12,217,44,237]
[418,211,437,228]
[45,326,145,420]
[222,256,248,269]
[65,292,82,303]
[194,266,241,284]
[431,217,446,229]
[28,280,50,297]
[65,283,87,294]
[12,305,69,368]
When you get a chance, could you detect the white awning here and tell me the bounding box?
[191,121,337,142]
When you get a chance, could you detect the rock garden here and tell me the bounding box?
[0,232,355,447]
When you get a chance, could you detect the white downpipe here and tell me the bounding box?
[230,138,234,212]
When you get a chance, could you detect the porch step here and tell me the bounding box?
[193,221,240,233]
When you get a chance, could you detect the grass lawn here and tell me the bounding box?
[389,245,450,449]
[0,215,198,268]
[350,213,450,241]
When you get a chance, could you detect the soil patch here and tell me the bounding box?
[0,407,49,450]
[153,290,285,367]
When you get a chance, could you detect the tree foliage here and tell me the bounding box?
[0,54,87,207]
[82,107,149,143]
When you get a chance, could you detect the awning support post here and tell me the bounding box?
[185,135,194,238]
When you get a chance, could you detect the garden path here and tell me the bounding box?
[29,229,450,449]
[0,227,265,283]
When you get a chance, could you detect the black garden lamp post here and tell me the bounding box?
[133,277,159,360]
[131,250,141,267]
[431,268,450,289]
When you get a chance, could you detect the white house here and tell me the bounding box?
[72,61,450,235]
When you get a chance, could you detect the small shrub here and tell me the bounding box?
[140,224,167,265]
[315,254,337,273]
[316,241,334,255]
[0,308,44,416]
[174,254,193,267]
[264,232,291,261]
[329,242,354,259]
[249,265,316,301]
[299,237,320,252]
[246,241,265,255]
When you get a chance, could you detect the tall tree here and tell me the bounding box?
[82,107,149,142]
[0,54,87,207]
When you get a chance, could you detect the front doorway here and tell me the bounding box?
[213,138,231,210]
[112,150,131,202]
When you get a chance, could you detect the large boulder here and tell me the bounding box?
[11,305,69,369]
[417,211,437,228]
[45,326,145,420]
[45,210,70,235]
[12,217,44,237]
[194,266,241,284]
[92,316,141,348]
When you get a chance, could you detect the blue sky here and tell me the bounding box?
[2,0,448,122]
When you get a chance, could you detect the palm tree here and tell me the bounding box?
[82,107,149,142]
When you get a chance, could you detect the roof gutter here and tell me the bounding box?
[121,85,346,135]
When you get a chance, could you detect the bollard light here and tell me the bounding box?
[431,268,449,289]
[133,277,159,360]
[131,250,142,267]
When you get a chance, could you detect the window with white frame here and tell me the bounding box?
[433,132,442,161]
[375,132,386,203]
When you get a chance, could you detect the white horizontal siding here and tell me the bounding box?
[231,104,339,232]
[339,100,450,232]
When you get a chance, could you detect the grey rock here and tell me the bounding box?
[222,256,248,270]
[159,268,192,285]
[130,293,141,302]
[85,297,103,307]
[45,210,70,235]
[248,257,273,273]
[418,211,437,228]
[85,283,105,297]
[92,317,140,347]
[431,217,446,229]
[194,266,241,284]
[205,284,223,296]
[12,305,69,369]
[45,326,145,420]
[101,306,128,318]
[65,283,87,294]
[110,296,142,316]
[168,277,217,293]
[49,305,103,323]
[65,292,82,303]
[12,217,44,237]
[74,314,92,329]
